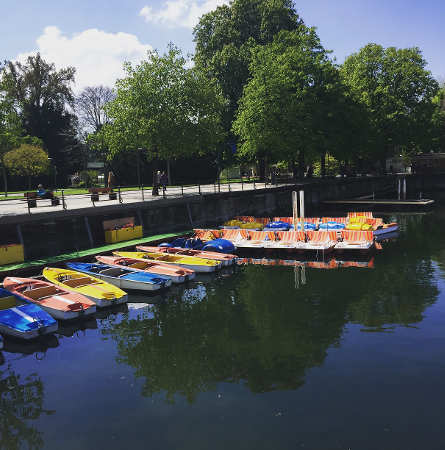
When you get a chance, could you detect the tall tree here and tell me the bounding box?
[340,44,439,169]
[99,45,225,195]
[75,85,115,133]
[0,62,23,195]
[193,0,303,179]
[233,27,368,178]
[5,53,77,185]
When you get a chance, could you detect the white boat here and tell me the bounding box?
[334,230,375,254]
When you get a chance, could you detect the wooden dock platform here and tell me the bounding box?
[323,198,434,206]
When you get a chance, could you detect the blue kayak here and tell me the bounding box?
[66,262,172,292]
[0,288,58,339]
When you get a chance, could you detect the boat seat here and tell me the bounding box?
[24,285,59,300]
[129,262,147,269]
[99,268,122,276]
[63,277,93,288]
[0,296,16,310]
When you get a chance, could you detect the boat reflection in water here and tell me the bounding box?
[56,316,98,338]
[1,333,60,360]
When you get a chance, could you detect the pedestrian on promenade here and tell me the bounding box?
[160,171,168,192]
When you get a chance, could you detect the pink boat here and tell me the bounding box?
[135,245,238,267]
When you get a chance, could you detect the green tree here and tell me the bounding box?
[5,53,78,186]
[233,28,368,178]
[0,63,23,195]
[100,45,224,195]
[340,44,439,169]
[4,144,50,190]
[193,0,303,179]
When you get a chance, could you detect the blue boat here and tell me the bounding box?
[66,262,172,292]
[265,221,291,231]
[0,288,58,340]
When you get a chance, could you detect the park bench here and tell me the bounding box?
[88,187,117,201]
[22,191,59,207]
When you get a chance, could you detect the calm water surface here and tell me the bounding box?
[1,208,445,449]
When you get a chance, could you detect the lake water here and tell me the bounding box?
[1,208,445,450]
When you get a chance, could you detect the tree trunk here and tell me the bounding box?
[258,154,266,182]
[152,157,159,196]
[167,159,171,186]
[28,174,31,191]
[321,151,326,179]
[291,155,296,181]
[2,164,7,197]
[298,150,305,179]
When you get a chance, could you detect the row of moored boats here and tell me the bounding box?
[0,241,239,346]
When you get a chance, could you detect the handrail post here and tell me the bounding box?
[141,184,144,201]
[198,182,201,195]
[118,186,123,203]
[228,179,231,192]
[181,182,184,196]
[27,195,31,213]
[92,187,96,206]
[241,178,243,191]
[254,180,256,189]
[62,190,67,209]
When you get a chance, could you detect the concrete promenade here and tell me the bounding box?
[0,180,305,224]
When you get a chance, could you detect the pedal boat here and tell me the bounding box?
[95,256,195,284]
[3,277,96,321]
[66,262,171,291]
[113,251,221,273]
[136,245,238,267]
[0,287,58,339]
[334,231,375,254]
[42,267,127,307]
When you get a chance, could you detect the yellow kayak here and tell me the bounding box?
[113,251,221,273]
[43,267,128,308]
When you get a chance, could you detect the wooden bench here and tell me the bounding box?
[88,188,113,194]
[22,192,59,207]
[88,187,117,201]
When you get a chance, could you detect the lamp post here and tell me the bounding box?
[48,158,57,191]
[137,148,142,189]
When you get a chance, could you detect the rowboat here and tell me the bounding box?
[3,277,97,321]
[95,256,195,284]
[66,262,172,291]
[42,267,127,307]
[136,245,238,266]
[0,287,58,339]
[113,251,221,273]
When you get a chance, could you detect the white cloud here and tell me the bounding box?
[15,26,153,92]
[139,0,229,28]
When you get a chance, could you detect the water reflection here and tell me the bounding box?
[0,366,54,450]
[100,214,441,405]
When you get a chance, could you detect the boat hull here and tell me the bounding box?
[95,256,194,284]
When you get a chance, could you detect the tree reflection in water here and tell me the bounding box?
[102,213,440,405]
[0,366,55,450]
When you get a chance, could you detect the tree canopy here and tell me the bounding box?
[193,0,303,139]
[4,144,50,190]
[99,45,225,194]
[340,44,439,168]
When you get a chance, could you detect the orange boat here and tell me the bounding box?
[4,277,96,320]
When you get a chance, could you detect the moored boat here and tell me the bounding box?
[113,251,221,273]
[42,267,127,307]
[0,287,58,339]
[136,245,238,266]
[66,262,172,291]
[3,277,97,320]
[95,255,195,284]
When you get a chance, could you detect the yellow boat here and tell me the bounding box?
[43,267,128,308]
[113,251,221,273]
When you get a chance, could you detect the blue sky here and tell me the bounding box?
[1,0,444,92]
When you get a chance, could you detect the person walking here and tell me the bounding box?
[160,171,168,192]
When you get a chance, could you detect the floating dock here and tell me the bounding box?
[323,198,434,206]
